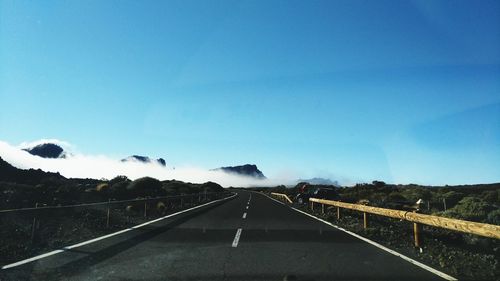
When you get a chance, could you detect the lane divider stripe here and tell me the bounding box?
[232,228,242,247]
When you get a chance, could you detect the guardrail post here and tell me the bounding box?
[310,201,314,211]
[106,199,111,228]
[31,202,38,243]
[337,207,341,220]
[413,222,421,248]
[144,201,147,218]
[322,204,325,214]
[363,212,368,229]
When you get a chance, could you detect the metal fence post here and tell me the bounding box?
[31,202,38,243]
[106,199,111,228]
[337,207,341,220]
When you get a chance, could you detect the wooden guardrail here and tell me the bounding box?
[270,192,293,204]
[309,198,500,246]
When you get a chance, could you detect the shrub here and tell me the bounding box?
[486,209,500,225]
[96,183,109,192]
[440,191,466,208]
[443,196,495,222]
[127,177,163,197]
[109,175,129,186]
[400,187,432,202]
[387,192,407,202]
[125,205,135,213]
[157,201,166,214]
[481,190,498,204]
[200,181,223,193]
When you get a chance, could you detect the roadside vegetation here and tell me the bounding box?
[256,181,500,281]
[0,157,225,266]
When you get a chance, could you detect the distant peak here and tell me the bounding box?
[23,143,65,159]
[121,155,166,167]
[214,164,266,179]
[297,178,340,186]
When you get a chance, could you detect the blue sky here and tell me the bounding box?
[1,0,499,185]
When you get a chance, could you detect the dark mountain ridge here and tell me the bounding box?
[23,143,65,158]
[214,164,266,179]
[121,155,166,166]
[0,157,66,184]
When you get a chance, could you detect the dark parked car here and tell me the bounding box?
[295,187,339,204]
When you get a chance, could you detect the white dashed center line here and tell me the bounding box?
[242,212,247,219]
[232,228,242,247]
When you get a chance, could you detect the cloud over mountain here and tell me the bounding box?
[0,139,295,187]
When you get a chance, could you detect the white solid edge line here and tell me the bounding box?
[257,191,457,281]
[242,212,247,219]
[2,193,237,270]
[290,207,458,281]
[263,193,285,205]
[232,228,242,247]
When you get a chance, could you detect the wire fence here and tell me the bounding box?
[0,191,232,245]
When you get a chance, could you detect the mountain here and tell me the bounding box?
[23,143,65,158]
[0,157,66,184]
[297,178,340,186]
[215,164,266,179]
[121,155,166,167]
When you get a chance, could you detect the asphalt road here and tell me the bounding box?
[1,190,449,281]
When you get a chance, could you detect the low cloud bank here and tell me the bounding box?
[0,140,295,187]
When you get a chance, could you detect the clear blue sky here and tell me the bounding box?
[1,0,499,185]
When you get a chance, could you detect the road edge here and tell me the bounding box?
[2,193,237,270]
[256,191,458,281]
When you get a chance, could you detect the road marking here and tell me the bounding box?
[2,193,237,270]
[242,212,247,219]
[246,205,249,209]
[290,207,457,281]
[232,228,242,247]
[256,191,457,281]
[263,193,286,205]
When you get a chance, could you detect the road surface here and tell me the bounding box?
[1,190,451,281]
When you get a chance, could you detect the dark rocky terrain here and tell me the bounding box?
[0,157,226,266]
[0,157,66,185]
[257,181,500,281]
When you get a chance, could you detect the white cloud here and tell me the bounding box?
[17,139,74,150]
[0,140,296,187]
